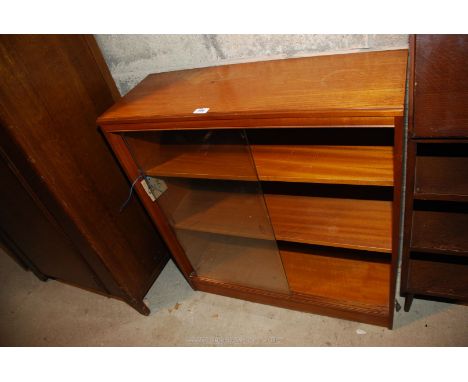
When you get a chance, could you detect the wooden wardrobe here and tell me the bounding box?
[0,35,170,314]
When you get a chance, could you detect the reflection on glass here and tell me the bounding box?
[124,130,288,292]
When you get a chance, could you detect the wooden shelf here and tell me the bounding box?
[412,138,468,143]
[415,154,468,199]
[145,144,395,185]
[408,258,468,299]
[410,246,468,258]
[170,185,273,240]
[281,247,390,307]
[413,193,468,203]
[145,144,258,181]
[411,210,468,255]
[265,194,392,253]
[252,145,394,186]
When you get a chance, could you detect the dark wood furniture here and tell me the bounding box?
[0,35,170,314]
[401,35,468,311]
[99,50,408,328]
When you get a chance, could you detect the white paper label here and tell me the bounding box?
[140,179,156,202]
[193,107,210,114]
[146,177,167,199]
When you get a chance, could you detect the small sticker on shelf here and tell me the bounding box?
[193,107,210,114]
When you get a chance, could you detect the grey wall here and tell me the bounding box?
[95,34,409,95]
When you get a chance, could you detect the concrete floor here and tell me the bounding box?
[1,252,467,346]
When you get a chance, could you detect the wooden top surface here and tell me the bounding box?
[98,49,408,125]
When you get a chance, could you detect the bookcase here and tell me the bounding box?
[98,49,408,327]
[400,35,468,311]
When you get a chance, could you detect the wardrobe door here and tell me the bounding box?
[124,129,289,293]
[0,154,104,291]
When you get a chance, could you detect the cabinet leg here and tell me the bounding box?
[404,294,414,312]
[127,298,151,316]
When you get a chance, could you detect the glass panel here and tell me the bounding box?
[123,130,289,293]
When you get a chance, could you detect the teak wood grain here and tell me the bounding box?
[98,50,407,125]
[102,116,396,133]
[280,247,390,307]
[144,147,257,181]
[192,275,389,326]
[129,140,395,185]
[251,145,394,186]
[265,194,393,253]
[124,130,258,181]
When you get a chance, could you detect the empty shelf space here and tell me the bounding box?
[167,184,274,240]
[411,209,468,255]
[408,257,468,299]
[176,230,289,293]
[415,153,468,199]
[144,146,258,181]
[280,246,390,307]
[124,130,258,181]
[265,194,392,253]
[251,145,394,186]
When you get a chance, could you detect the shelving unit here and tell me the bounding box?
[98,49,407,327]
[400,35,468,312]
